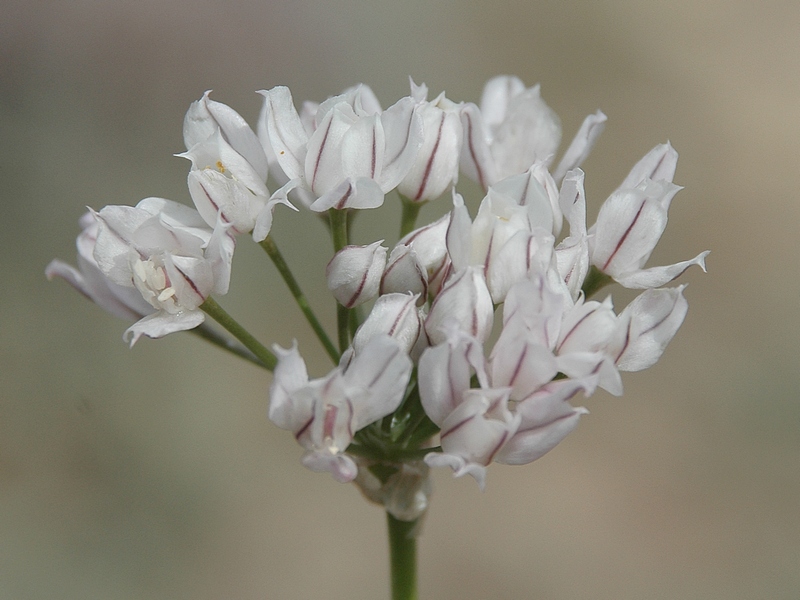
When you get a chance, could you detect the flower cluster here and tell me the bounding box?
[49,76,707,517]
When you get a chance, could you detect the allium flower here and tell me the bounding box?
[180,92,294,242]
[48,74,709,600]
[352,292,422,355]
[446,188,555,303]
[92,198,233,345]
[589,175,709,289]
[396,80,463,203]
[260,85,423,211]
[460,75,606,189]
[326,240,387,308]
[395,212,451,297]
[269,335,412,482]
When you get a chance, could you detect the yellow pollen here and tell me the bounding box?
[216,160,226,173]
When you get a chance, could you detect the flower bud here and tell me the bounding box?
[424,267,493,345]
[380,244,427,300]
[326,241,387,308]
[398,83,463,202]
[353,293,422,354]
[398,212,451,296]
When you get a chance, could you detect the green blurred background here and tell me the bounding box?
[2,0,799,598]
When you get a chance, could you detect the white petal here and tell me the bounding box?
[326,240,387,308]
[123,309,205,346]
[345,335,413,429]
[309,177,385,211]
[352,293,421,354]
[459,103,495,190]
[302,451,358,483]
[612,251,709,289]
[258,86,309,181]
[552,110,607,182]
[340,114,385,183]
[619,142,678,189]
[612,286,690,371]
[268,341,313,432]
[379,96,423,191]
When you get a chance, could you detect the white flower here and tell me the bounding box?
[260,85,423,211]
[396,80,463,202]
[446,189,555,303]
[326,240,387,308]
[396,212,451,296]
[352,292,422,355]
[590,178,709,289]
[180,92,293,241]
[424,266,494,345]
[268,335,412,482]
[460,75,605,189]
[92,198,233,345]
[608,286,690,371]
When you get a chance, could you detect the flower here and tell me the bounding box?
[269,335,413,482]
[460,75,606,189]
[326,240,387,308]
[92,197,234,345]
[49,76,708,502]
[180,91,294,241]
[589,178,709,289]
[396,80,463,203]
[260,85,423,211]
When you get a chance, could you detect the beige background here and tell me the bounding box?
[2,1,799,598]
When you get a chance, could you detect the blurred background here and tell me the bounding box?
[2,0,799,598]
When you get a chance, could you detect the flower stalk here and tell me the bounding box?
[200,296,277,370]
[329,208,353,352]
[189,323,269,369]
[259,235,340,364]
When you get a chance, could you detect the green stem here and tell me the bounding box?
[336,303,350,355]
[399,196,424,239]
[200,297,277,371]
[329,208,350,252]
[189,323,268,370]
[329,209,352,354]
[387,513,419,600]
[259,235,339,365]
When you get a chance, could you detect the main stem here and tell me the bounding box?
[387,513,418,600]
